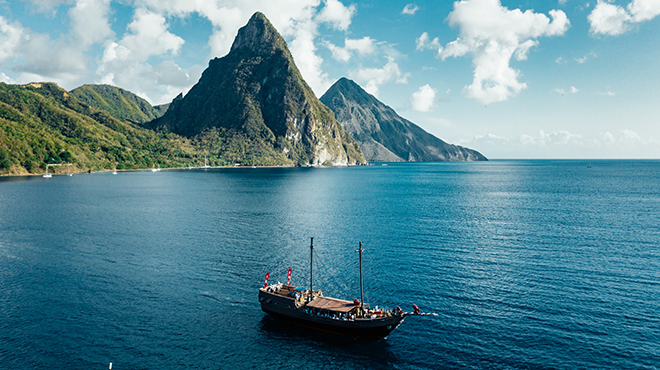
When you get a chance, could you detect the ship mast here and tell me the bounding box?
[358,241,364,315]
[310,237,314,298]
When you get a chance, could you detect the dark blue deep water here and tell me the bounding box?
[1,160,659,369]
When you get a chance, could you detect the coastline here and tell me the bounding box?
[0,162,372,178]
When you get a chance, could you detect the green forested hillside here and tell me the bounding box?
[1,13,368,174]
[0,82,202,175]
[70,84,165,124]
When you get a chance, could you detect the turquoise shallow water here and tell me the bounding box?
[1,160,659,369]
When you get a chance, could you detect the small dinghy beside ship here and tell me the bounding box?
[259,238,431,338]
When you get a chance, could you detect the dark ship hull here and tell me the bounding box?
[259,239,413,339]
[259,287,405,339]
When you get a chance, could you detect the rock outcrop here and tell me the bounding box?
[149,12,365,166]
[320,78,486,162]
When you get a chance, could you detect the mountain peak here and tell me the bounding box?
[321,78,487,162]
[230,12,289,56]
[330,77,359,93]
[148,12,365,166]
[325,77,379,109]
[335,77,353,86]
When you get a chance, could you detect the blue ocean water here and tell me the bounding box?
[0,160,659,369]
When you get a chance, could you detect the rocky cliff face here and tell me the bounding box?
[320,78,487,162]
[150,12,365,166]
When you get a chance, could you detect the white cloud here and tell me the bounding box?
[460,129,586,158]
[628,0,660,22]
[402,4,420,15]
[23,0,70,7]
[316,0,356,31]
[57,0,355,99]
[514,39,538,61]
[15,32,89,84]
[621,128,641,140]
[415,32,441,51]
[345,37,376,56]
[21,0,71,15]
[203,8,247,58]
[462,129,659,158]
[350,56,409,97]
[596,129,660,151]
[410,84,436,112]
[588,1,632,35]
[119,9,185,61]
[324,40,352,62]
[0,72,13,83]
[217,0,357,96]
[94,8,189,103]
[0,0,114,87]
[0,16,24,64]
[141,0,358,100]
[68,0,113,48]
[597,131,616,145]
[3,1,188,96]
[516,130,584,146]
[574,52,597,64]
[588,0,660,35]
[0,24,92,88]
[325,36,376,61]
[552,86,579,95]
[421,0,570,105]
[289,19,333,95]
[155,60,204,88]
[550,130,583,144]
[4,0,361,102]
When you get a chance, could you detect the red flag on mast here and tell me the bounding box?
[263,272,270,289]
[287,268,292,286]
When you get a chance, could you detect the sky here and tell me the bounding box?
[1,0,659,159]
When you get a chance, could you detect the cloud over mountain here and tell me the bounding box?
[0,0,358,103]
[349,56,409,97]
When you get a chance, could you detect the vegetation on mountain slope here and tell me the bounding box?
[70,84,166,124]
[0,82,201,175]
[150,12,365,166]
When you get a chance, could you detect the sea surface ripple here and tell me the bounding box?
[1,160,659,369]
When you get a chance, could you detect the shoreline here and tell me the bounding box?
[0,163,372,178]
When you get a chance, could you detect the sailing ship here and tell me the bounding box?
[259,238,426,338]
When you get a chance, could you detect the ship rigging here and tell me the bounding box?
[258,238,433,338]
